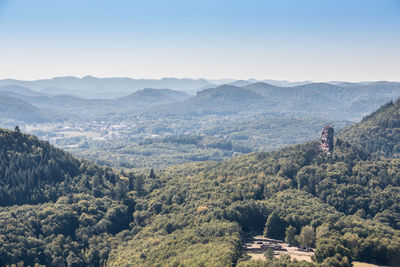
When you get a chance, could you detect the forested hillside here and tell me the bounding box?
[341,99,400,157]
[108,140,400,266]
[0,128,140,265]
[0,88,190,118]
[2,98,400,266]
[0,128,79,205]
[0,97,50,123]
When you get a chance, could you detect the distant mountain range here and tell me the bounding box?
[0,76,213,98]
[0,76,370,98]
[1,79,400,123]
[134,82,400,120]
[0,96,67,122]
[0,85,190,119]
[152,85,271,116]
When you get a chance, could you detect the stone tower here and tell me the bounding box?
[320,126,334,154]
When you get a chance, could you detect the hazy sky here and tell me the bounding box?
[0,0,399,81]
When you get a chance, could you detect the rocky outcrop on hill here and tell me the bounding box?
[320,126,334,154]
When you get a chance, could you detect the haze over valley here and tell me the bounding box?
[4,77,400,168]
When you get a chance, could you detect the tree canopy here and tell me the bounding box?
[2,98,400,266]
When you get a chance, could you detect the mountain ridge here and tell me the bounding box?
[340,98,400,157]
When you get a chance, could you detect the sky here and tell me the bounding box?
[0,0,399,81]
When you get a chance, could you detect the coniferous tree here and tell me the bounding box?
[149,168,156,179]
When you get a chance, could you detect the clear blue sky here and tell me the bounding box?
[0,0,399,81]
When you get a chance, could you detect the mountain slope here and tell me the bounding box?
[114,88,189,107]
[0,128,80,205]
[0,128,136,266]
[0,128,124,205]
[228,80,253,87]
[194,85,266,106]
[0,85,45,96]
[245,82,342,112]
[109,137,400,266]
[144,85,272,117]
[244,81,400,120]
[0,88,190,120]
[0,96,50,122]
[340,99,400,157]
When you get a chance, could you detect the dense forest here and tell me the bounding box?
[0,127,123,206]
[0,127,140,266]
[341,98,400,158]
[1,98,400,266]
[108,140,400,266]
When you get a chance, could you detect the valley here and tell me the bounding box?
[3,78,400,168]
[16,115,350,168]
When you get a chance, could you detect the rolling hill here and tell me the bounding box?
[138,85,274,117]
[114,88,189,107]
[2,80,400,123]
[0,127,137,265]
[0,85,45,96]
[245,82,342,112]
[0,96,50,122]
[0,128,80,205]
[0,87,190,120]
[0,76,214,98]
[244,81,400,120]
[120,81,400,121]
[0,95,70,123]
[340,98,400,157]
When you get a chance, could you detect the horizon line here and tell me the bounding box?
[0,75,399,84]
